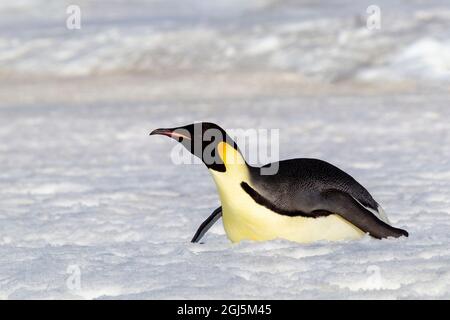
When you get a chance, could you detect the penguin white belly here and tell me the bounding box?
[220,186,365,243]
[211,172,365,244]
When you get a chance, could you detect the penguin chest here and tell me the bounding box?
[219,188,365,243]
[220,188,284,242]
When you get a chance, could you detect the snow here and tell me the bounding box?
[1,0,450,299]
[1,91,450,299]
[1,0,450,83]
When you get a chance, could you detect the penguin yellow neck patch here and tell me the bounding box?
[217,141,245,167]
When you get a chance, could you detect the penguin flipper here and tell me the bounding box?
[320,189,408,239]
[191,206,222,243]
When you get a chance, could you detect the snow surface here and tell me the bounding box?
[1,0,450,299]
[1,0,450,83]
[1,92,450,299]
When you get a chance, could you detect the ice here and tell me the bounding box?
[1,90,450,299]
[1,0,450,84]
[1,0,450,299]
[360,38,450,81]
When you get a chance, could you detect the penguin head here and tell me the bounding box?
[150,122,243,172]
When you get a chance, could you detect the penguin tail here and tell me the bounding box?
[387,226,408,238]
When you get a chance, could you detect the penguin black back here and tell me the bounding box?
[250,158,379,211]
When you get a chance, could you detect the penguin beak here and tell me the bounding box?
[149,128,192,141]
[150,128,173,137]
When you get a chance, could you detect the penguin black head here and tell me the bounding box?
[150,122,241,172]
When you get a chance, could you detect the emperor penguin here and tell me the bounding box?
[150,122,408,244]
